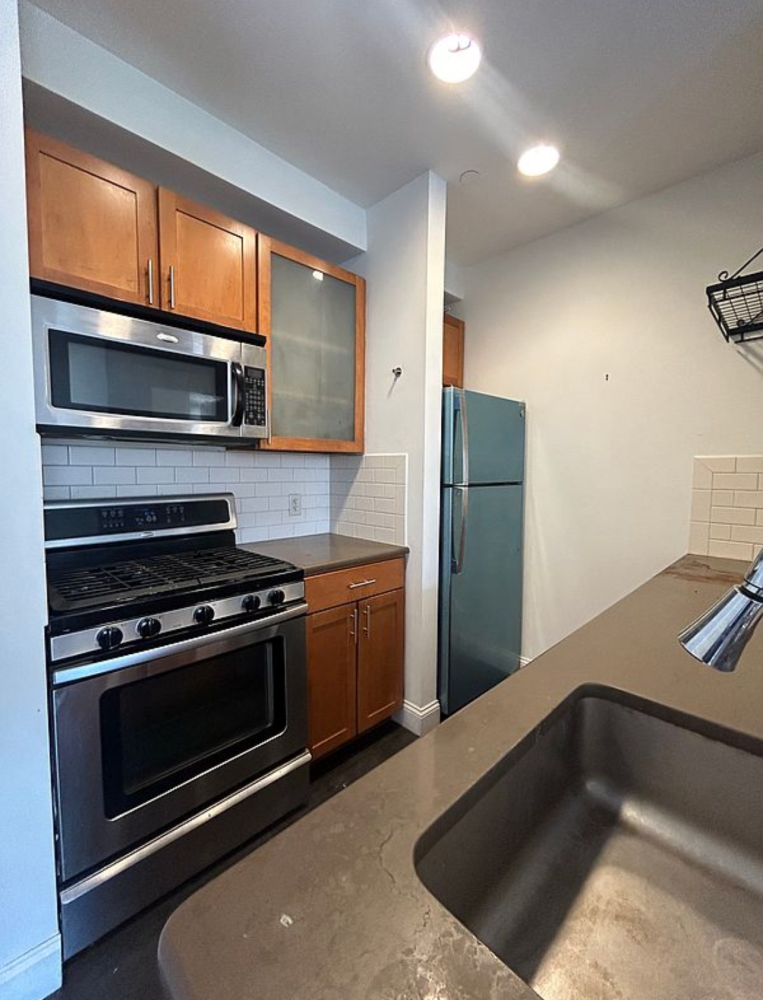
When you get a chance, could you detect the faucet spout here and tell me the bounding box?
[679,548,763,671]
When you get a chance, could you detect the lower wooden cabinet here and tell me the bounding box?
[307,561,405,760]
[307,605,358,759]
[357,590,405,734]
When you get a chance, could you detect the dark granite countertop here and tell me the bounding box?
[240,532,408,576]
[159,555,758,1000]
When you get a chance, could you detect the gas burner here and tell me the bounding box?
[44,494,304,664]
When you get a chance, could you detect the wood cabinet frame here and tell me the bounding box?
[258,235,365,453]
[25,129,158,307]
[158,189,257,331]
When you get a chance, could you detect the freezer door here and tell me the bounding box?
[448,390,525,486]
[439,483,523,715]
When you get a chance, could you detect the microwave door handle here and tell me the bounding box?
[231,361,245,427]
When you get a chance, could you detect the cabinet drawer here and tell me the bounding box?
[305,558,405,614]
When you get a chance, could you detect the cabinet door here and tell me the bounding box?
[259,237,365,452]
[443,315,465,388]
[307,605,358,760]
[357,589,404,734]
[158,189,257,331]
[25,130,158,306]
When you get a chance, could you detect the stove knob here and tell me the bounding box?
[136,617,161,639]
[268,589,285,606]
[194,605,215,626]
[242,595,261,614]
[96,626,123,651]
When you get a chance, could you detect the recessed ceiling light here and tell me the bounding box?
[428,33,482,84]
[517,144,561,178]
[312,270,324,281]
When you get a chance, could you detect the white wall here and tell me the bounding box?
[0,2,61,997]
[18,1,366,253]
[354,172,446,733]
[462,150,763,662]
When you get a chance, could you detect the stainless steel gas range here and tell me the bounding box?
[44,493,310,958]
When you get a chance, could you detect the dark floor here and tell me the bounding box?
[51,722,416,1000]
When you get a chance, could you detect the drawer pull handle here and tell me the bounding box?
[349,578,376,590]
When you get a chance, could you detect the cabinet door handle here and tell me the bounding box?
[147,258,154,305]
[363,604,371,638]
[348,578,376,590]
[169,265,176,309]
[349,608,358,644]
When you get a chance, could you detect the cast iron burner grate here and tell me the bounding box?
[49,548,289,611]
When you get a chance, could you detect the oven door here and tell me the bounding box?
[52,605,307,884]
[32,295,267,440]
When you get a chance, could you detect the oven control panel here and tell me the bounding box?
[45,495,236,546]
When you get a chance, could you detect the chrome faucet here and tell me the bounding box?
[679,549,763,671]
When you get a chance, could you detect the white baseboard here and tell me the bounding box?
[519,655,533,668]
[0,934,62,1000]
[394,698,441,736]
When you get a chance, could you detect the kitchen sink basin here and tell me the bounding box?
[416,690,763,1000]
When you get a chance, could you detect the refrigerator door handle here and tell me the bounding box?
[453,485,469,574]
[459,389,470,486]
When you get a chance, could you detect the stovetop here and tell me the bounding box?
[44,494,306,666]
[48,546,297,615]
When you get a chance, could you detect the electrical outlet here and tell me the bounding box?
[288,494,302,517]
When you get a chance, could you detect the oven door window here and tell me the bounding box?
[100,639,285,817]
[48,329,230,422]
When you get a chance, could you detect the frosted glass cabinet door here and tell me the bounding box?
[260,238,365,452]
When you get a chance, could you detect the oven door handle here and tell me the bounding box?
[52,602,309,687]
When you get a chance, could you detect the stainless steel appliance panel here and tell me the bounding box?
[32,295,267,440]
[53,607,307,883]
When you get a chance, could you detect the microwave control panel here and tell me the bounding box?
[244,367,267,427]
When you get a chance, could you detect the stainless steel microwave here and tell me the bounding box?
[32,295,268,441]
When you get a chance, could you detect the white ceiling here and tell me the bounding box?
[27,0,763,266]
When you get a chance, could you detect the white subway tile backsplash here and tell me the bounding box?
[43,486,70,501]
[193,449,225,467]
[713,473,758,491]
[116,447,156,466]
[41,440,392,546]
[175,467,210,484]
[329,454,407,546]
[699,456,737,473]
[69,445,115,466]
[709,523,732,540]
[71,485,116,499]
[156,449,193,467]
[690,490,711,522]
[41,444,68,466]
[690,456,763,560]
[708,539,754,560]
[93,466,137,486]
[137,467,176,485]
[44,466,93,486]
[710,506,755,526]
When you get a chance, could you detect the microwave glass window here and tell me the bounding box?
[49,330,229,422]
[100,638,286,817]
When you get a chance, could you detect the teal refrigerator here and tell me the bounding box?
[439,388,525,716]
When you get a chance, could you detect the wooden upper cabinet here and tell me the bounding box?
[259,236,365,453]
[357,589,405,734]
[308,604,358,760]
[443,314,465,388]
[25,129,158,307]
[158,189,257,331]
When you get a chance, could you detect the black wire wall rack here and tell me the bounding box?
[707,245,763,343]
